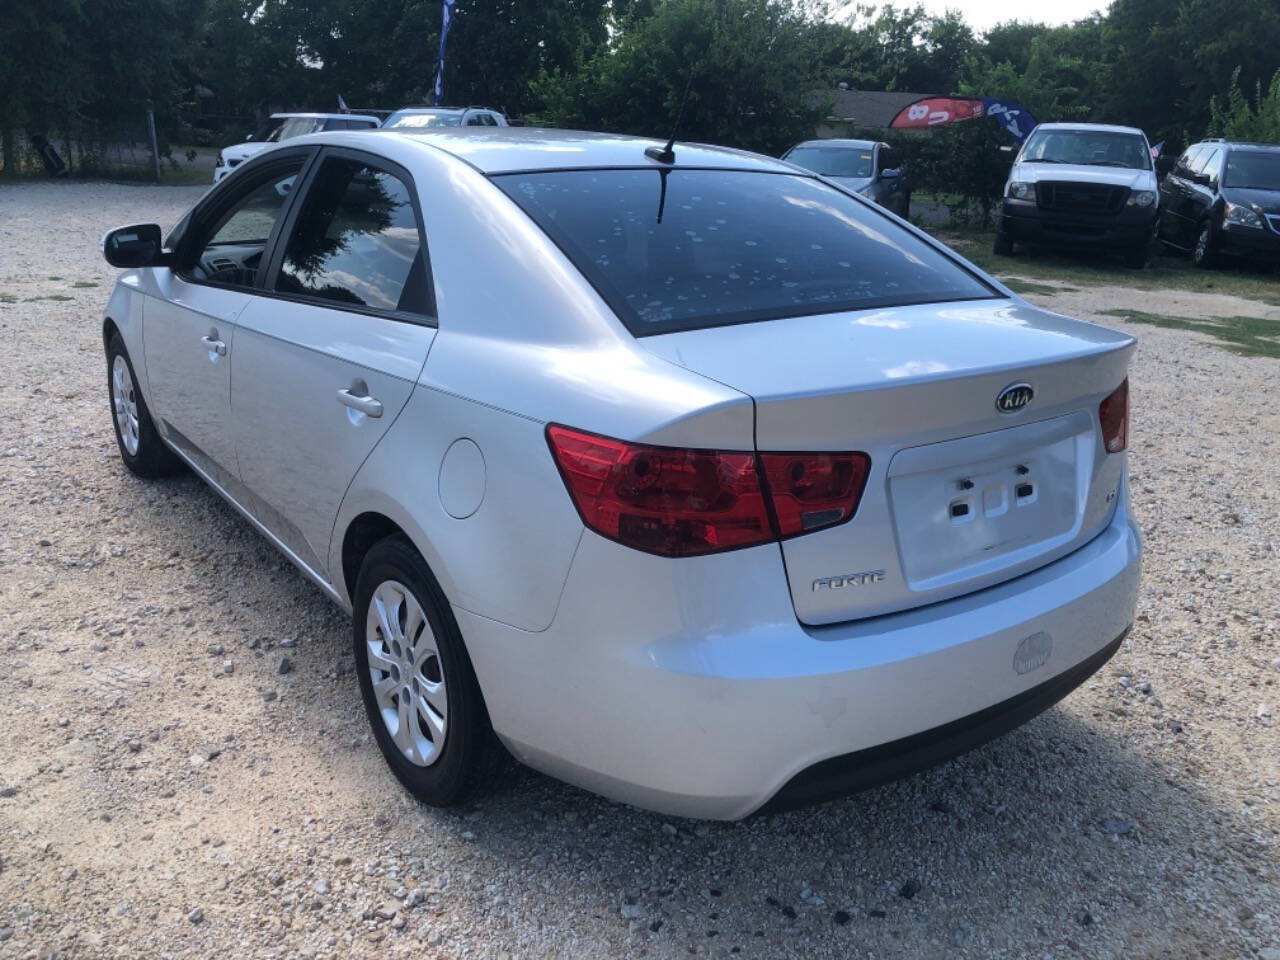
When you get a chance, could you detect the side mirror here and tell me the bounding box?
[102,223,167,269]
[1191,172,1211,186]
[879,167,899,180]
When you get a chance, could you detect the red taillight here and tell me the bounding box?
[546,425,870,557]
[1099,378,1129,454]
[759,452,871,537]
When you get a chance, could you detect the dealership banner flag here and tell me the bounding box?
[432,0,456,106]
[889,96,1037,142]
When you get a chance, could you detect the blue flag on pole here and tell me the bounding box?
[433,0,456,106]
[981,98,1037,142]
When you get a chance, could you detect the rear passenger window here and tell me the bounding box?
[1176,147,1202,177]
[1189,148,1217,176]
[275,156,431,315]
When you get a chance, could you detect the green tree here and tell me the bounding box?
[1209,66,1280,142]
[0,0,206,174]
[534,0,827,155]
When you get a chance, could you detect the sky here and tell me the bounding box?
[839,1,1108,33]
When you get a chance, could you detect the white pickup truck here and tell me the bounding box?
[995,123,1160,268]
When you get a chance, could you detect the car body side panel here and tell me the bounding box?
[329,384,583,631]
[232,299,435,579]
[142,271,250,485]
[103,273,151,398]
[328,140,756,626]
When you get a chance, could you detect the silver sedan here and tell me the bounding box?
[100,128,1140,819]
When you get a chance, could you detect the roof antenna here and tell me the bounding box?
[645,68,696,165]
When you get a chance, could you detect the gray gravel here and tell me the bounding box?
[1,180,1278,958]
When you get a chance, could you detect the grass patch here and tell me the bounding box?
[47,275,63,281]
[158,165,215,187]
[943,230,1280,304]
[1002,278,1079,296]
[0,292,16,303]
[72,280,99,288]
[24,294,74,302]
[1101,309,1280,358]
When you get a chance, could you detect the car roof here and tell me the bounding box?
[1032,122,1147,137]
[1196,139,1280,151]
[269,112,380,123]
[789,139,880,150]
[372,127,796,175]
[389,106,502,115]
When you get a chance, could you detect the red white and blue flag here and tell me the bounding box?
[889,97,1038,142]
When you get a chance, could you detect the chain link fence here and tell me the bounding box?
[1,107,163,180]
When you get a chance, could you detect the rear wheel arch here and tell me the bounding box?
[340,511,407,603]
[339,511,459,614]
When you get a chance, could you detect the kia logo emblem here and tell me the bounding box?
[996,382,1034,414]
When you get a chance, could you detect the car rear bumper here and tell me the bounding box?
[459,478,1141,820]
[1000,199,1155,250]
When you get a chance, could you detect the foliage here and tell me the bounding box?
[0,0,207,175]
[1209,67,1280,143]
[3,0,1280,182]
[532,0,827,156]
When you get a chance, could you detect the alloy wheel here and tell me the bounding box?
[1195,227,1210,264]
[111,354,140,456]
[365,580,448,766]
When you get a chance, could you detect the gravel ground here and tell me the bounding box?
[1,181,1278,960]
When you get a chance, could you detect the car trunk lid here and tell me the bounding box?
[641,298,1135,625]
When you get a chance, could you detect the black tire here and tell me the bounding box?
[106,333,183,478]
[993,230,1014,256]
[353,535,502,807]
[1192,222,1217,269]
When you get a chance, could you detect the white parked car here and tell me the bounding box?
[381,106,509,130]
[100,128,1140,819]
[213,113,380,182]
[996,122,1160,267]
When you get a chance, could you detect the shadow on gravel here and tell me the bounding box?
[142,474,1268,958]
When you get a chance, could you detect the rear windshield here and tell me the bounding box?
[1224,150,1280,190]
[494,169,995,335]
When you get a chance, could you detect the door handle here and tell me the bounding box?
[201,335,227,356]
[337,387,383,419]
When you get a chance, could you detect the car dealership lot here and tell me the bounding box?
[0,182,1277,958]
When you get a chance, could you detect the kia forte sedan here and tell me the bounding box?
[100,128,1140,819]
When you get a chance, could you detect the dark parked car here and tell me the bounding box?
[782,139,910,217]
[1157,139,1280,267]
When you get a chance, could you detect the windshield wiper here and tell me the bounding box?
[1025,158,1067,164]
